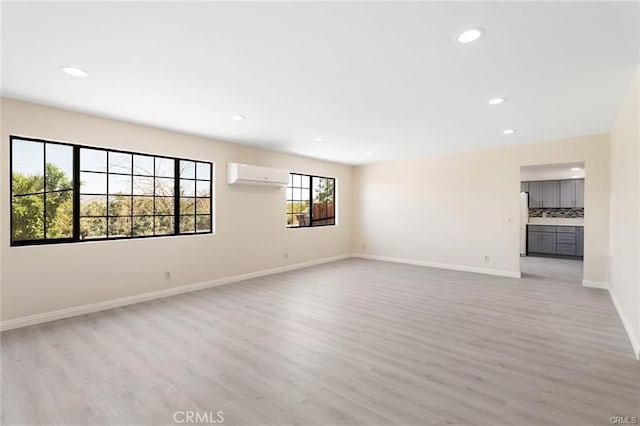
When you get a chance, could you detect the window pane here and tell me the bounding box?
[155,197,174,215]
[109,152,132,174]
[80,195,107,216]
[80,217,106,239]
[292,174,301,187]
[293,188,301,200]
[108,195,131,216]
[155,177,174,196]
[108,217,131,237]
[45,190,73,239]
[132,197,154,215]
[286,187,293,201]
[133,176,154,195]
[180,160,195,179]
[180,197,195,214]
[80,148,107,172]
[133,155,154,176]
[301,175,310,188]
[132,216,154,236]
[196,180,210,197]
[12,140,44,195]
[45,144,73,191]
[196,198,210,214]
[155,216,174,235]
[179,215,195,233]
[196,215,210,232]
[196,162,211,180]
[180,180,195,196]
[155,158,174,177]
[109,174,132,195]
[80,172,107,194]
[12,194,44,240]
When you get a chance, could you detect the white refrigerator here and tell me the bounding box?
[520,192,529,256]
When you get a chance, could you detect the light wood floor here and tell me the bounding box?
[2,258,638,425]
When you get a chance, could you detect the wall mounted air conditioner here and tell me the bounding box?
[227,162,289,186]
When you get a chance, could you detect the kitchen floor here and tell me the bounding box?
[520,255,583,283]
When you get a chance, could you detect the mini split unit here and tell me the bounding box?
[227,162,289,186]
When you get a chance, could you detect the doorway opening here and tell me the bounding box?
[519,162,585,283]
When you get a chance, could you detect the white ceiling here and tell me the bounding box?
[1,2,638,165]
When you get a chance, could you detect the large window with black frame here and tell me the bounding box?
[286,173,335,227]
[10,136,213,246]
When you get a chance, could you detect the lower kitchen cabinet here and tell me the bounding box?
[527,225,583,258]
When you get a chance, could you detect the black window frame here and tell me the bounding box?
[10,135,213,246]
[286,172,336,228]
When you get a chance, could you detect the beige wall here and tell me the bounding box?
[610,68,640,357]
[352,134,611,281]
[1,98,352,320]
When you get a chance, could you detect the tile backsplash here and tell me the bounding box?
[529,208,584,218]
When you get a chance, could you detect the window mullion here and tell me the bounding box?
[72,146,80,241]
[174,159,180,235]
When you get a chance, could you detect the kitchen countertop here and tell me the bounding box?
[527,218,584,227]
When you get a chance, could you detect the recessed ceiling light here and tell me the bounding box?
[60,66,88,78]
[365,152,374,156]
[570,167,581,171]
[572,175,581,178]
[314,137,325,142]
[457,28,484,44]
[503,129,516,135]
[488,97,505,105]
[231,115,245,121]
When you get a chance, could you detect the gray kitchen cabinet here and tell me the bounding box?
[542,181,559,208]
[557,244,576,256]
[576,227,584,257]
[575,179,585,208]
[521,181,529,193]
[541,233,556,254]
[528,231,542,253]
[527,228,557,254]
[559,179,585,208]
[528,181,543,207]
[560,180,575,208]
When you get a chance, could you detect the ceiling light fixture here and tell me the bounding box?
[60,66,88,78]
[314,137,325,142]
[457,28,484,44]
[503,129,516,135]
[570,167,581,171]
[231,115,245,121]
[572,175,581,178]
[365,152,374,156]
[488,97,505,105]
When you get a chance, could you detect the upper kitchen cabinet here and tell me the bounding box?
[575,179,584,208]
[542,180,559,208]
[528,181,543,207]
[559,179,585,208]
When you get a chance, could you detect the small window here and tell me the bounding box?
[286,173,335,227]
[10,136,213,246]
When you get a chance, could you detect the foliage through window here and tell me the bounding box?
[286,173,335,227]
[10,136,213,245]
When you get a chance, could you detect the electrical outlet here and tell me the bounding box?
[164,271,172,280]
[284,253,288,259]
[484,255,490,262]
[362,243,366,250]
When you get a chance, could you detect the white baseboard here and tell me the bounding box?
[582,279,610,289]
[354,253,521,278]
[0,254,352,332]
[609,289,640,360]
